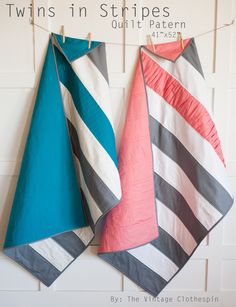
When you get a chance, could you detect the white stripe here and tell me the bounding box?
[156,199,197,255]
[71,55,114,126]
[152,144,222,230]
[147,86,233,197]
[143,48,209,111]
[60,82,121,200]
[128,243,179,281]
[73,227,94,246]
[74,156,102,223]
[30,238,73,271]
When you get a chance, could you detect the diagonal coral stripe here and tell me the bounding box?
[142,51,225,166]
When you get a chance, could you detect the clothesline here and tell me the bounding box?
[29,18,235,46]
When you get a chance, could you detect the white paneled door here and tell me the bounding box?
[0,0,236,306]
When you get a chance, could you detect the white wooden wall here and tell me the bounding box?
[0,0,236,306]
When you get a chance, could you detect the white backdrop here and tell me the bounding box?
[0,0,236,306]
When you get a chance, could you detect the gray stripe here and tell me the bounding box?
[87,43,109,83]
[52,231,86,258]
[99,251,167,297]
[149,115,233,215]
[182,38,204,78]
[67,119,119,213]
[80,188,96,230]
[151,227,189,268]
[4,245,60,286]
[154,173,208,242]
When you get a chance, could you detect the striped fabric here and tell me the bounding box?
[99,38,234,296]
[3,33,121,286]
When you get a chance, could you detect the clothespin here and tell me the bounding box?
[87,32,92,49]
[61,25,65,43]
[147,34,156,53]
[177,32,184,50]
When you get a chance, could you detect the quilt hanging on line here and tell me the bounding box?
[98,37,234,296]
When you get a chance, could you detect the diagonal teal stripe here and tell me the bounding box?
[55,46,118,168]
